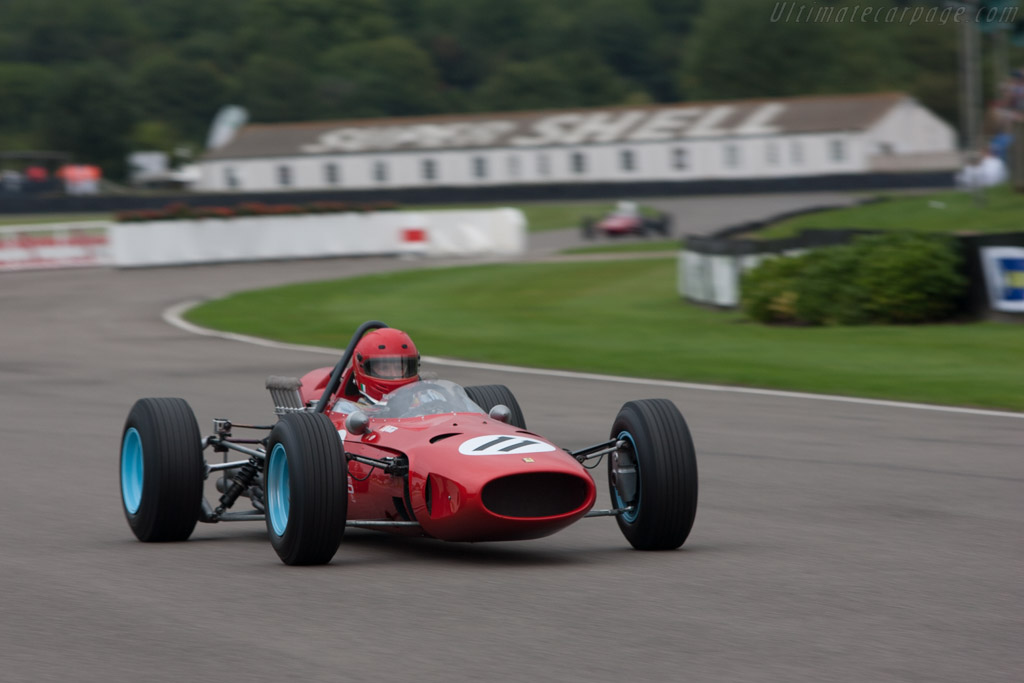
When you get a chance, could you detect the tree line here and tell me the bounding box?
[0,0,1011,178]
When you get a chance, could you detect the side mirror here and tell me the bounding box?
[488,405,511,424]
[345,410,371,435]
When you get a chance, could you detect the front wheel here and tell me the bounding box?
[120,397,204,542]
[265,412,348,565]
[608,399,698,550]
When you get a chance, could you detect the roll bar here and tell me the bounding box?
[315,320,389,413]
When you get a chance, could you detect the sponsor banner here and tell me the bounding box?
[980,246,1024,313]
[0,223,111,271]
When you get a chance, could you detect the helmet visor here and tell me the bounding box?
[363,355,419,380]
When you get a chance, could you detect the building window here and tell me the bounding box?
[790,140,804,165]
[507,155,521,179]
[537,153,550,176]
[765,142,779,165]
[324,162,339,185]
[224,167,239,189]
[829,139,845,162]
[620,149,636,172]
[472,156,487,179]
[422,158,437,181]
[723,144,740,169]
[373,160,388,183]
[672,148,688,170]
[277,165,291,187]
[570,151,586,174]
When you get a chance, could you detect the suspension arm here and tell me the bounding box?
[568,439,626,464]
[204,435,266,461]
[346,453,408,476]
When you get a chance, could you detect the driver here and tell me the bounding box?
[352,328,420,403]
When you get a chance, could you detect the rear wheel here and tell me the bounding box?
[464,384,527,429]
[265,412,348,565]
[120,398,204,542]
[581,218,596,239]
[608,399,698,550]
[654,213,672,236]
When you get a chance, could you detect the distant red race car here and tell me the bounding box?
[119,321,699,565]
[582,201,672,239]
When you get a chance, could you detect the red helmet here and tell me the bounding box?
[352,328,420,401]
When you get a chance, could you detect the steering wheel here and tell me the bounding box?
[386,382,454,417]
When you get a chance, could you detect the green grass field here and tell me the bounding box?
[753,185,1024,240]
[408,200,624,233]
[185,258,1024,412]
[562,239,681,255]
[0,212,112,226]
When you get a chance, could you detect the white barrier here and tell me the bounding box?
[109,209,526,267]
[678,248,806,307]
[0,222,111,271]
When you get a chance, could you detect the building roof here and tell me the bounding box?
[203,92,913,161]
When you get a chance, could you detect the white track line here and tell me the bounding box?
[164,300,1024,421]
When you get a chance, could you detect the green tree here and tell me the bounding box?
[237,55,317,122]
[36,63,136,178]
[474,61,580,112]
[131,55,232,141]
[681,0,958,127]
[0,0,140,64]
[0,62,53,133]
[319,37,448,117]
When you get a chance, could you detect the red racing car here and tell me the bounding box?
[581,201,672,239]
[119,321,698,565]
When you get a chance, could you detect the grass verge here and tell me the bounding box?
[408,200,620,233]
[0,212,112,226]
[184,258,1024,412]
[562,239,681,255]
[753,185,1024,240]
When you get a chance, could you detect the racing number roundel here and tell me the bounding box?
[458,435,556,456]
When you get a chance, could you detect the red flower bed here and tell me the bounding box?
[116,200,399,222]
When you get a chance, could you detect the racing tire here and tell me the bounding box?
[120,398,204,542]
[654,214,672,236]
[464,384,527,429]
[265,412,348,566]
[582,218,596,239]
[608,399,698,550]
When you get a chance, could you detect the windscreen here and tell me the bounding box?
[332,379,485,419]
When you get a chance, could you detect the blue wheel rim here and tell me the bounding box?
[267,443,290,536]
[613,431,640,523]
[121,427,144,514]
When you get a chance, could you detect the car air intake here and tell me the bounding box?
[266,375,304,415]
[482,473,590,518]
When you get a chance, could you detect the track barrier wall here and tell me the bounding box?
[110,208,525,267]
[0,209,525,271]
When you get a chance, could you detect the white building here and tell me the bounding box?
[195,92,958,193]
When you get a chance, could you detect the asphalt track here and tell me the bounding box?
[1,192,1021,683]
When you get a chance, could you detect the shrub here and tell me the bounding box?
[793,245,866,325]
[740,254,806,324]
[740,232,967,325]
[848,232,966,324]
